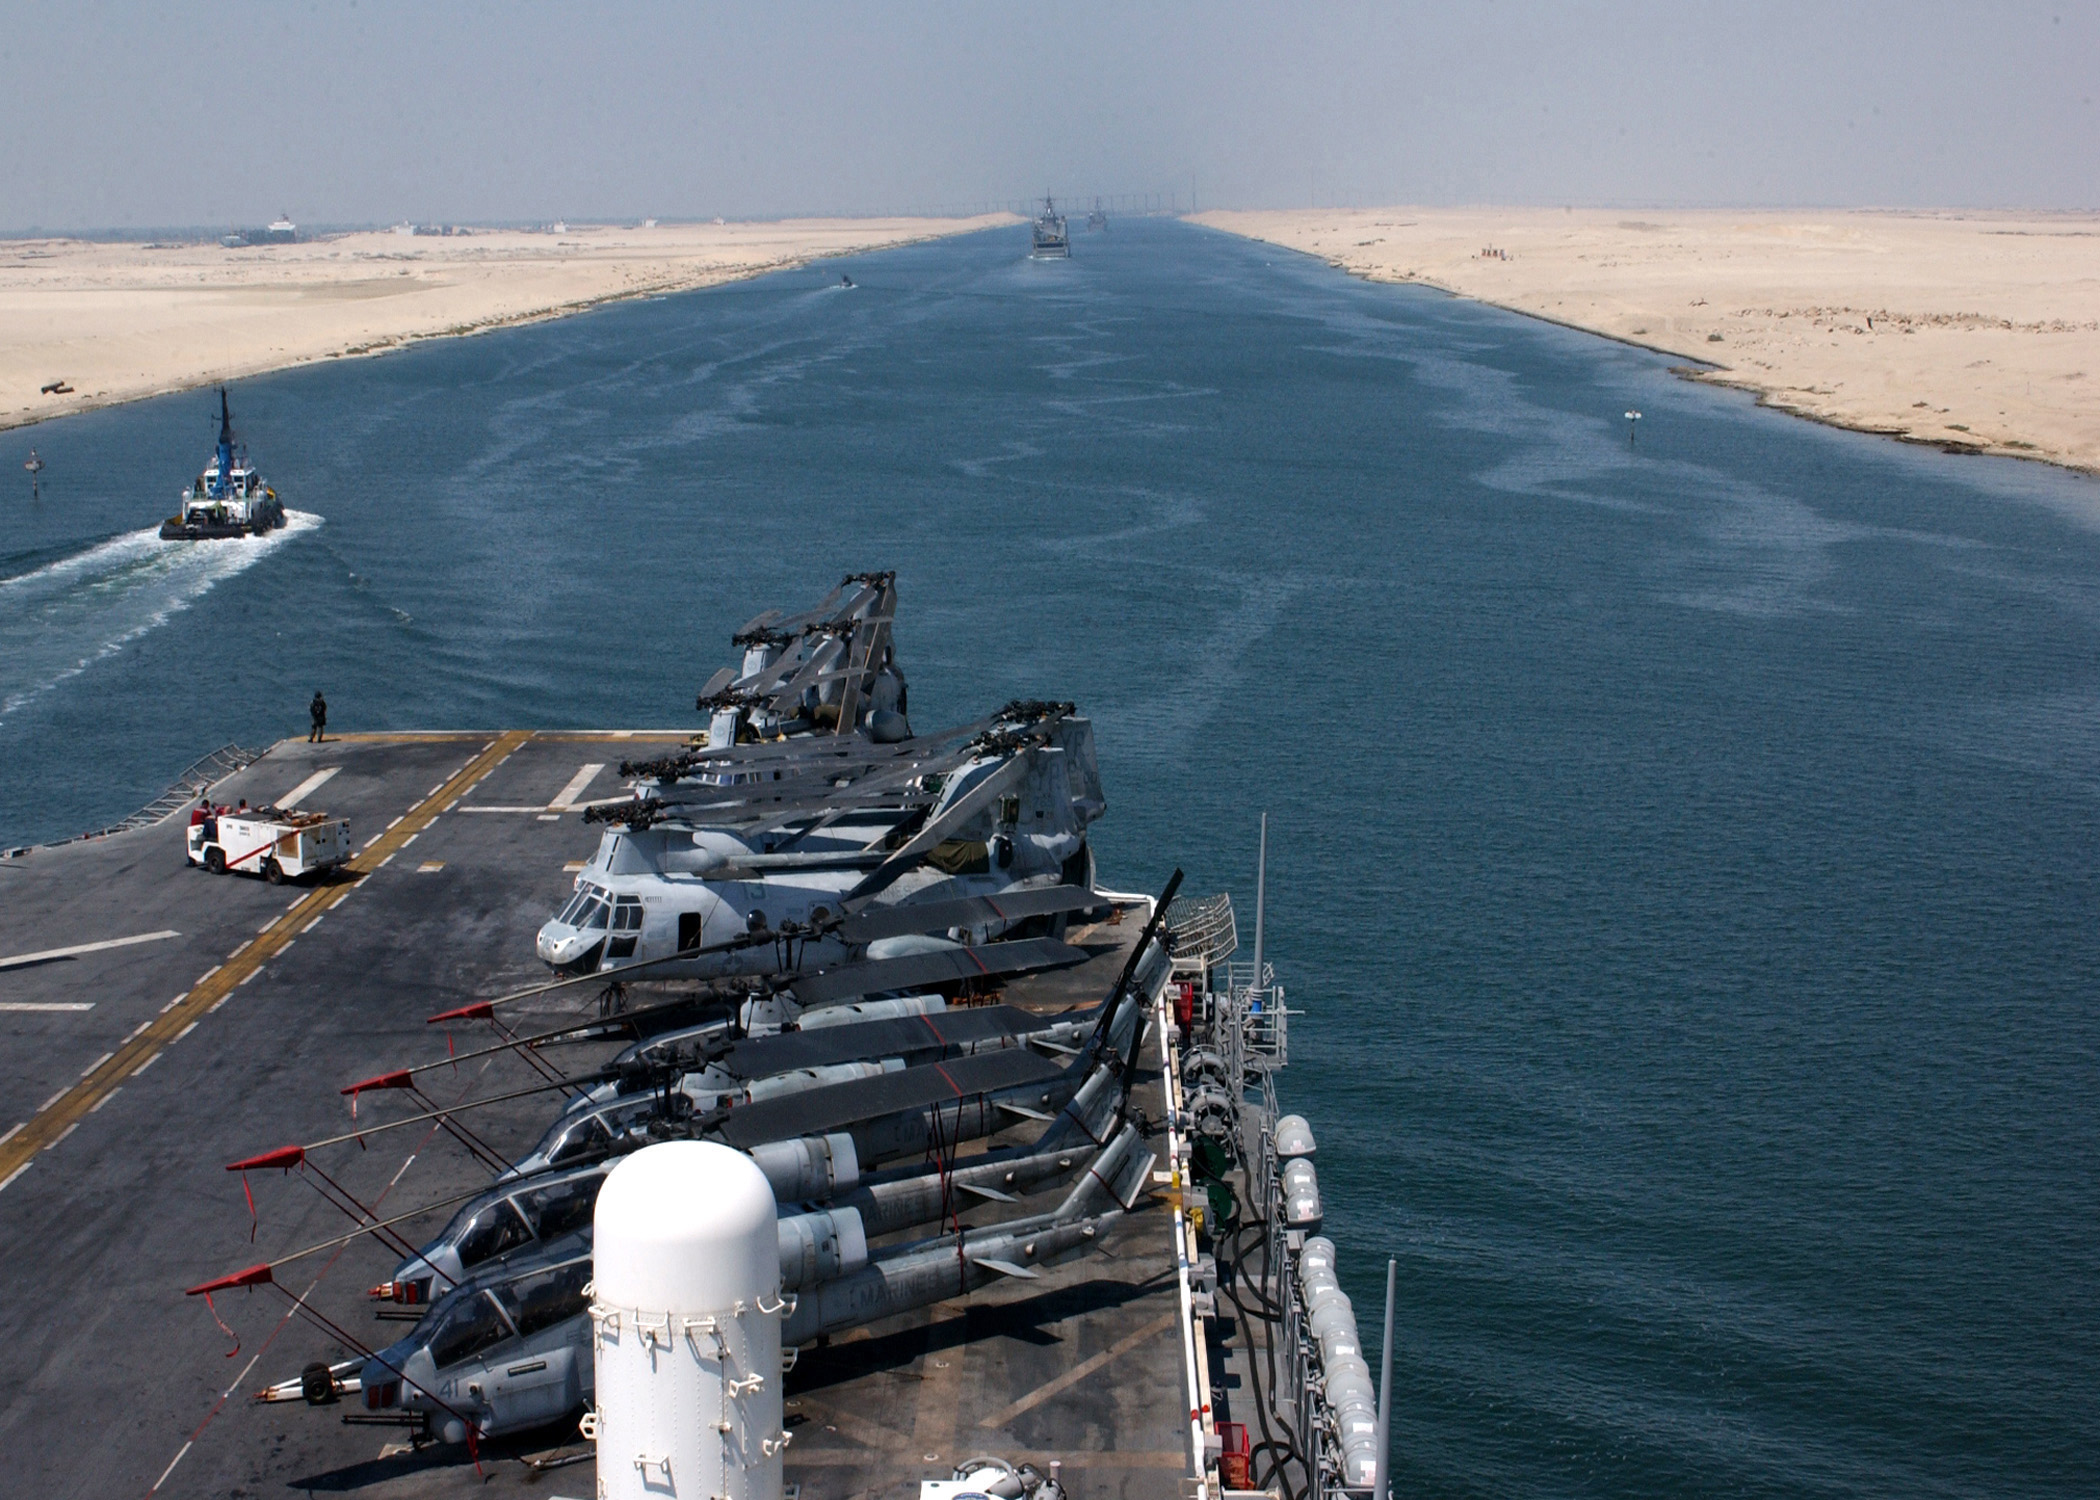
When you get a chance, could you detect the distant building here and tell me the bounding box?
[264,218,298,243]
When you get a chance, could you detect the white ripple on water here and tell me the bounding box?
[0,510,323,724]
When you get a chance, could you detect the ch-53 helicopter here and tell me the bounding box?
[530,699,1107,991]
[695,569,909,750]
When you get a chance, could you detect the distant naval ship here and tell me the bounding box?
[1031,197,1071,259]
[159,387,286,539]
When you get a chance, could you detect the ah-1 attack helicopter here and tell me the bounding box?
[259,1122,1155,1441]
[231,893,1173,1313]
[214,904,1174,1439]
[366,939,1164,1307]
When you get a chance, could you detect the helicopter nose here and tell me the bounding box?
[536,920,584,965]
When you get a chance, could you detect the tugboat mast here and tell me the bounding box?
[210,387,234,498]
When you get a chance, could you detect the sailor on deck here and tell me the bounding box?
[309,691,328,744]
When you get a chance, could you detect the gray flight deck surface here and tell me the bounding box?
[0,734,1185,1500]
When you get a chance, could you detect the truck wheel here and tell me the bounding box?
[263,857,285,885]
[205,847,226,875]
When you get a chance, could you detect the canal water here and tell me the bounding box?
[3,219,2095,1498]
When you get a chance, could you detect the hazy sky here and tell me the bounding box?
[3,1,2094,229]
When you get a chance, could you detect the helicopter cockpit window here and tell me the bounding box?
[611,897,643,932]
[456,1201,534,1268]
[548,1115,613,1168]
[495,1259,593,1338]
[557,884,609,926]
[577,896,610,931]
[429,1290,515,1370]
[517,1175,601,1240]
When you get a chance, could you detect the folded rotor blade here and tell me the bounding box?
[835,885,1102,945]
[707,1044,1065,1148]
[783,936,1085,1007]
[845,753,1030,905]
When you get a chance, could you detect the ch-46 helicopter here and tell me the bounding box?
[530,699,1108,991]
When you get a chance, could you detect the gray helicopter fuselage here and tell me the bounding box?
[359,1124,1150,1441]
[533,724,1104,976]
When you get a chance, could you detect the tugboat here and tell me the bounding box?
[1030,197,1071,260]
[160,387,286,540]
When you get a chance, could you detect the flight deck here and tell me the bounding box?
[0,733,1193,1500]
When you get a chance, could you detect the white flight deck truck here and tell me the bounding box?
[186,806,350,884]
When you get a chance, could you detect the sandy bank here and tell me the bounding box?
[1193,207,2100,475]
[0,215,1017,431]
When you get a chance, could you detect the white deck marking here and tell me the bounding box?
[454,805,550,813]
[0,1002,94,1012]
[150,1439,193,1493]
[276,766,340,809]
[548,763,606,810]
[0,929,181,972]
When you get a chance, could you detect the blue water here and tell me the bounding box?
[4,221,2097,1497]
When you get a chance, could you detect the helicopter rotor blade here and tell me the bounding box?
[833,885,1101,945]
[843,753,1031,906]
[226,1072,601,1168]
[775,936,1086,1008]
[184,1181,494,1296]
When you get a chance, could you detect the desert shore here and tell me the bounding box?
[1193,207,2100,475]
[0,216,1015,431]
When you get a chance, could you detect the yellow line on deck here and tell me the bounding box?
[0,730,536,1184]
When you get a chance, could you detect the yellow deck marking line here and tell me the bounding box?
[976,1311,1178,1429]
[0,730,535,1181]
